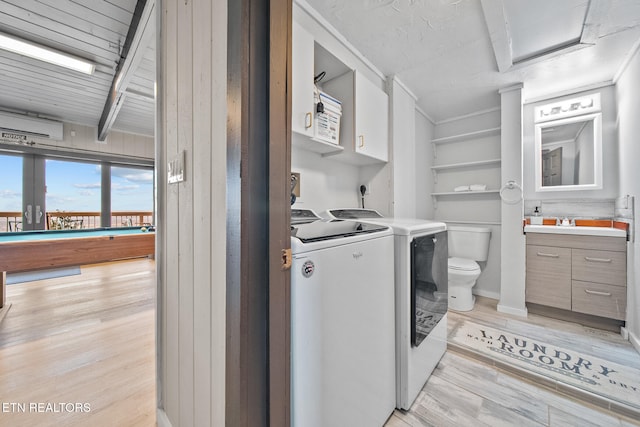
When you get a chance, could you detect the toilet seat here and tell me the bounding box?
[448,257,480,272]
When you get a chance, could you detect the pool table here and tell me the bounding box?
[0,227,155,308]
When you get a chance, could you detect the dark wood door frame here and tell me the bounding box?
[268,0,292,425]
[226,0,291,425]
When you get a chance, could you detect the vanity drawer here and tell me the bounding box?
[572,280,627,320]
[526,245,571,310]
[572,249,626,287]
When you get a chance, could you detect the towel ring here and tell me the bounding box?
[500,180,522,204]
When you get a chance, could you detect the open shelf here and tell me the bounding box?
[292,131,344,155]
[431,190,500,196]
[432,127,501,145]
[431,158,501,171]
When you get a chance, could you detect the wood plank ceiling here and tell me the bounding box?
[0,0,155,138]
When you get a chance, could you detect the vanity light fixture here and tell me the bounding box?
[534,93,600,123]
[0,32,95,75]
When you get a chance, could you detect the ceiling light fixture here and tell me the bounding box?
[0,32,95,75]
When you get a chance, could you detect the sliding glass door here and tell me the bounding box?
[22,155,47,231]
[0,153,46,232]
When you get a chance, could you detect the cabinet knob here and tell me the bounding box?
[305,112,312,129]
[358,135,365,148]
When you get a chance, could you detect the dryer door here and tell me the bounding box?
[410,231,448,347]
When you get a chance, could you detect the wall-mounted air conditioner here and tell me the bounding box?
[0,111,64,141]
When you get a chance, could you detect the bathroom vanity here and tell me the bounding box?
[525,226,627,321]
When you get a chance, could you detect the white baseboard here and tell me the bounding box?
[157,409,173,427]
[473,289,500,300]
[628,329,640,355]
[496,303,528,317]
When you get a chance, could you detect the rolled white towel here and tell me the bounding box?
[454,185,470,192]
[469,184,487,191]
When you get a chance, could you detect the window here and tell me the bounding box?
[0,151,154,230]
[0,154,23,232]
[46,159,101,229]
[111,166,154,227]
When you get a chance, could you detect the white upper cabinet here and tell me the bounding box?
[354,71,389,162]
[291,22,389,164]
[323,70,389,165]
[292,22,315,139]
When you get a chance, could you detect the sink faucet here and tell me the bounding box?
[557,217,574,226]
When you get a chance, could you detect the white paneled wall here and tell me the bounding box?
[615,43,640,352]
[389,78,416,218]
[1,122,154,160]
[157,0,226,426]
[498,85,526,317]
[415,109,434,220]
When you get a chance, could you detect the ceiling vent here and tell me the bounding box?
[0,111,63,141]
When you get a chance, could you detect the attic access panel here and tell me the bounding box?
[504,0,589,63]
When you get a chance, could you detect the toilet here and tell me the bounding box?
[447,226,492,311]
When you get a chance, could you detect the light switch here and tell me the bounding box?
[168,150,185,184]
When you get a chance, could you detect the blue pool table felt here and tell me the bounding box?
[0,227,153,243]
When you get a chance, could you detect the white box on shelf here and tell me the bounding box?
[314,91,342,145]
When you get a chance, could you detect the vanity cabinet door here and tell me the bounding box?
[526,245,571,310]
[572,249,626,287]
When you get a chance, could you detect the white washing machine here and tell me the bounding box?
[321,208,448,410]
[290,209,396,427]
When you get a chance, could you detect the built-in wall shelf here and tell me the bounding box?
[430,190,500,208]
[431,158,501,171]
[431,190,500,196]
[292,131,344,155]
[430,120,502,215]
[431,127,501,145]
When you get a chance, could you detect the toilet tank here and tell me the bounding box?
[448,226,491,261]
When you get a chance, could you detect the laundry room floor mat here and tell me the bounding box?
[448,320,640,419]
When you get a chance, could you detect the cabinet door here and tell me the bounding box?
[354,71,388,162]
[292,22,315,137]
[525,245,571,309]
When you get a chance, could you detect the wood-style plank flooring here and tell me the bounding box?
[0,259,156,427]
[389,297,640,427]
[2,260,639,426]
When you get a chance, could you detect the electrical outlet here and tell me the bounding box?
[291,172,301,197]
[365,182,371,195]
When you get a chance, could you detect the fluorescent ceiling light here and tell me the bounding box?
[0,32,95,75]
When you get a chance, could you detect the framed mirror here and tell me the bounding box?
[534,112,602,192]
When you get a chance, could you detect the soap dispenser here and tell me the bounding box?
[530,206,543,225]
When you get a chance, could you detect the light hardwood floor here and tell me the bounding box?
[389,297,640,427]
[2,261,639,427]
[0,259,156,427]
